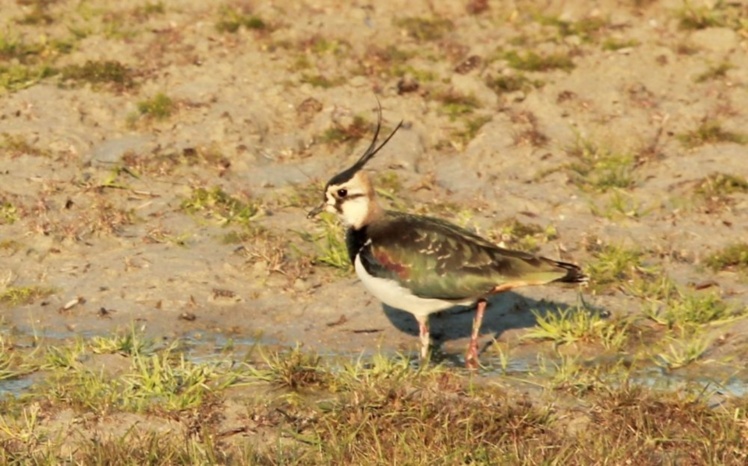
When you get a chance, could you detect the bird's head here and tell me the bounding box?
[307,107,402,230]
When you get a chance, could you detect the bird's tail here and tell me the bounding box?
[550,259,589,285]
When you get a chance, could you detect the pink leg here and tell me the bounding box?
[418,317,430,361]
[465,299,487,369]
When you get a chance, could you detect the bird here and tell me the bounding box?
[308,107,588,368]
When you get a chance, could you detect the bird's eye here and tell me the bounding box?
[337,188,348,198]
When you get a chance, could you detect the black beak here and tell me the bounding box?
[307,202,324,219]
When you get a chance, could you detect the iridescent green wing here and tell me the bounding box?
[359,213,569,300]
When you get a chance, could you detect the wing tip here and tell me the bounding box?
[555,260,589,285]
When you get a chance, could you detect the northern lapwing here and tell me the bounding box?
[308,107,588,368]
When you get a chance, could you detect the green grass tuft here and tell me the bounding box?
[0,64,57,92]
[654,334,710,370]
[247,345,330,391]
[0,286,53,306]
[182,186,260,227]
[137,93,174,120]
[301,213,351,272]
[586,243,643,290]
[122,349,240,412]
[706,242,748,273]
[567,137,636,192]
[678,121,748,148]
[675,2,739,30]
[1,339,747,463]
[90,327,154,356]
[591,190,652,220]
[694,172,748,199]
[646,292,734,328]
[524,306,631,350]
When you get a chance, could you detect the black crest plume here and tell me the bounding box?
[307,102,402,219]
[325,103,404,188]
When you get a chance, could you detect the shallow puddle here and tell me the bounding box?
[2,327,747,405]
[0,377,34,397]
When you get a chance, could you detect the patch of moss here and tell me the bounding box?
[435,91,481,120]
[464,115,492,139]
[60,60,135,90]
[307,37,351,56]
[503,50,575,72]
[486,73,541,95]
[1,133,49,157]
[537,15,609,42]
[320,116,370,146]
[452,115,492,147]
[602,38,639,51]
[0,201,18,225]
[374,172,403,194]
[300,74,345,88]
[133,2,165,18]
[394,17,453,41]
[373,45,413,65]
[215,7,266,33]
[391,65,436,82]
[694,62,732,83]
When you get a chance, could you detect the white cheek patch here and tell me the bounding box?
[340,196,369,228]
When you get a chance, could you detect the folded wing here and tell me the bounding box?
[357,212,582,300]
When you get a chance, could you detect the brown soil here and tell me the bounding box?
[1,0,747,373]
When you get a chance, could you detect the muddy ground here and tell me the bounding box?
[1,0,748,394]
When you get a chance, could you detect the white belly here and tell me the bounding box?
[354,254,474,320]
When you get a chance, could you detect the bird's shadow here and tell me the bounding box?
[382,290,602,357]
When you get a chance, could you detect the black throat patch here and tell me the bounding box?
[345,225,369,265]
